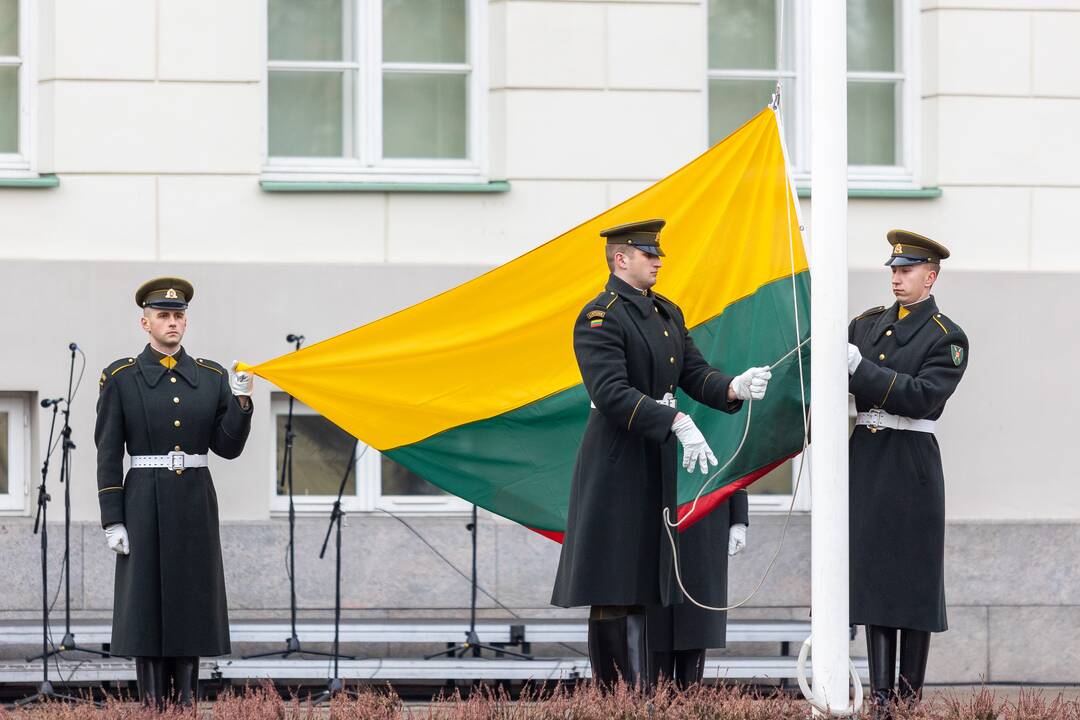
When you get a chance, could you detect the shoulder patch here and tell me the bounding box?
[586,310,606,320]
[949,344,964,366]
[855,305,886,320]
[195,358,224,375]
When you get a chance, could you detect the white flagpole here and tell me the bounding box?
[809,0,852,714]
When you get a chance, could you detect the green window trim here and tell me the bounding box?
[0,174,59,189]
[796,187,942,200]
[260,179,510,194]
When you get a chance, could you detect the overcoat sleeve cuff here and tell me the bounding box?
[221,395,254,441]
[628,398,679,444]
[849,361,897,409]
[98,490,125,528]
[730,490,749,526]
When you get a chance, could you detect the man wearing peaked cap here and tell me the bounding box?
[551,219,770,689]
[96,277,255,709]
[847,231,968,716]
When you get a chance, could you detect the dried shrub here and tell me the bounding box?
[3,682,1080,720]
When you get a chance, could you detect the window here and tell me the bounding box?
[0,395,30,514]
[746,455,810,513]
[0,0,35,177]
[264,0,487,185]
[269,395,469,515]
[707,0,918,188]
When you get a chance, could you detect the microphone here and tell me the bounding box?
[40,398,64,408]
[68,342,79,352]
[286,334,305,344]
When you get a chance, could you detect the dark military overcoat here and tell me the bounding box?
[848,296,968,632]
[96,345,252,657]
[551,274,742,608]
[647,489,748,651]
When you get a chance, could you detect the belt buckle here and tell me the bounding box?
[167,451,185,471]
[867,408,884,433]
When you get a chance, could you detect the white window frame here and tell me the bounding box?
[0,395,31,514]
[706,0,920,190]
[261,0,488,185]
[744,454,810,514]
[269,396,470,517]
[0,0,36,178]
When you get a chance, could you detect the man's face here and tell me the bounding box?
[617,247,663,289]
[891,264,936,305]
[140,308,187,350]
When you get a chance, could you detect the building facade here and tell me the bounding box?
[1,0,1079,684]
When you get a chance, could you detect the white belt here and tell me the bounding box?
[591,392,677,410]
[130,452,209,470]
[856,409,935,434]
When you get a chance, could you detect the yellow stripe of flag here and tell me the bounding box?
[244,109,806,450]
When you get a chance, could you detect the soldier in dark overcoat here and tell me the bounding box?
[96,277,254,708]
[847,231,968,715]
[550,219,772,688]
[646,488,748,687]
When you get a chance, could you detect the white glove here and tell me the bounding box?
[671,414,718,474]
[730,366,772,401]
[229,361,253,397]
[847,343,862,375]
[104,523,130,555]
[728,523,747,556]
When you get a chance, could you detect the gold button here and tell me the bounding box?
[176,470,183,476]
[170,377,177,383]
[174,445,181,451]
[885,330,892,337]
[173,397,180,404]
[663,330,669,337]
[870,427,878,434]
[670,356,675,364]
[174,420,181,427]
[879,354,886,361]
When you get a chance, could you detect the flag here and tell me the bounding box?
[240,108,810,540]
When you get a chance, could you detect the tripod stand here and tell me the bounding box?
[29,345,111,665]
[425,505,532,660]
[18,346,97,707]
[246,334,337,661]
[313,442,361,703]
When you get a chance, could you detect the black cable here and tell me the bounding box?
[374,508,587,658]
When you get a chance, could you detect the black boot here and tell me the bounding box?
[167,657,199,707]
[673,648,706,688]
[135,656,167,711]
[898,630,931,707]
[865,625,897,720]
[587,608,649,691]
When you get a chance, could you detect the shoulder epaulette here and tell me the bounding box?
[855,306,886,320]
[100,357,136,389]
[596,290,619,310]
[195,358,225,375]
[931,312,954,335]
[107,357,137,376]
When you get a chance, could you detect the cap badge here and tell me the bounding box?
[893,243,903,255]
[165,288,178,299]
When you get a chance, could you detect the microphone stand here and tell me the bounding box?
[245,334,336,661]
[313,442,361,703]
[29,344,111,664]
[17,350,92,706]
[425,505,532,660]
